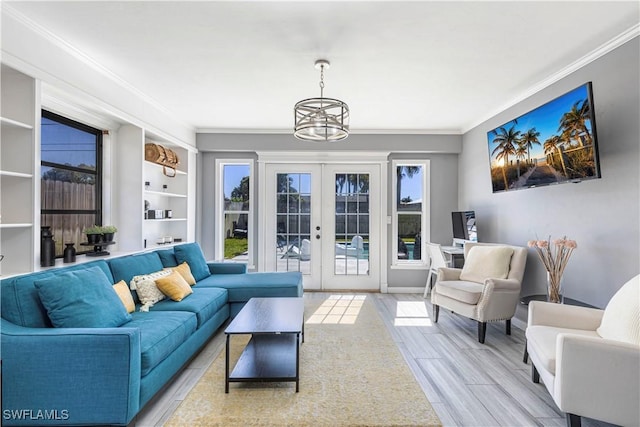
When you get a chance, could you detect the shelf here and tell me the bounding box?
[144,190,187,198]
[0,223,33,229]
[0,116,33,129]
[144,160,187,176]
[0,170,33,178]
[144,218,187,222]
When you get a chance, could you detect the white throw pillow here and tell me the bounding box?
[596,274,640,345]
[130,270,171,312]
[459,246,514,284]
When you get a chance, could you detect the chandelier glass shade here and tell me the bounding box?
[294,60,349,142]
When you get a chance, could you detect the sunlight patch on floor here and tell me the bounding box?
[306,294,366,325]
[394,301,432,326]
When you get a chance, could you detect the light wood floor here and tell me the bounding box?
[134,293,613,427]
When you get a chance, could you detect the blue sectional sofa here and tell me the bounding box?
[1,243,302,426]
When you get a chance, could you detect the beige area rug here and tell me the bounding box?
[166,294,441,426]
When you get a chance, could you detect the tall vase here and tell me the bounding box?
[547,272,564,303]
[40,226,56,267]
[63,243,76,263]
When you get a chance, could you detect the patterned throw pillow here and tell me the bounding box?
[130,270,171,311]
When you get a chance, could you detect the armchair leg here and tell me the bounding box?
[477,322,487,344]
[523,340,528,364]
[505,319,511,335]
[532,364,540,383]
[433,305,439,323]
[566,413,581,427]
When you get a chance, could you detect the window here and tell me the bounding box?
[392,160,429,266]
[41,110,102,256]
[216,160,253,266]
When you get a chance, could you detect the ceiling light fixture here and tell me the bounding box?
[294,59,349,142]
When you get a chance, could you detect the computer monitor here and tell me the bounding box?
[451,211,477,244]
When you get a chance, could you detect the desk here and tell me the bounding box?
[441,246,464,268]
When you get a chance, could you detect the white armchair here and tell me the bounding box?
[431,242,527,343]
[525,274,640,427]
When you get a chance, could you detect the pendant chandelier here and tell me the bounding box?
[294,59,349,142]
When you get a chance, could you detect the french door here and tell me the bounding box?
[263,162,380,291]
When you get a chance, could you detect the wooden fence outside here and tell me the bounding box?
[41,179,96,255]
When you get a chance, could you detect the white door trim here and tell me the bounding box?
[258,151,388,292]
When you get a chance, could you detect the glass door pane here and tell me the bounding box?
[334,173,369,276]
[275,172,312,275]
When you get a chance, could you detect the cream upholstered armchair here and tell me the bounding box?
[431,242,527,343]
[525,274,640,427]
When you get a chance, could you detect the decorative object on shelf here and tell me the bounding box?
[40,226,56,267]
[80,241,115,257]
[84,225,103,244]
[162,184,168,192]
[102,225,117,243]
[294,59,349,142]
[164,210,173,218]
[145,181,150,190]
[63,243,76,263]
[144,142,180,177]
[527,236,577,303]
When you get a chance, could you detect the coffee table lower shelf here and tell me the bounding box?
[225,333,300,393]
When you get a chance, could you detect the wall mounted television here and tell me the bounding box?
[452,211,477,243]
[487,82,601,193]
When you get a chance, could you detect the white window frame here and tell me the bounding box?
[391,160,430,269]
[214,159,254,269]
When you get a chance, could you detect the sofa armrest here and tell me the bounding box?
[528,300,603,329]
[555,334,640,426]
[1,319,141,426]
[208,262,247,275]
[437,267,462,281]
[485,277,521,291]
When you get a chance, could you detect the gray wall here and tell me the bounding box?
[196,133,462,286]
[459,38,640,309]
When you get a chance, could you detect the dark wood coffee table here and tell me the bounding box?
[224,297,304,393]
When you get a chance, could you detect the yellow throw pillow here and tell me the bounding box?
[113,280,135,313]
[171,262,197,286]
[155,271,193,301]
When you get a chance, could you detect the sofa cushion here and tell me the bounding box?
[124,310,197,376]
[526,325,600,374]
[155,271,193,301]
[174,243,211,282]
[460,246,514,283]
[150,288,228,328]
[196,271,303,302]
[157,249,179,268]
[597,274,640,345]
[113,280,135,313]
[34,267,132,328]
[435,280,484,305]
[109,252,164,285]
[1,260,112,328]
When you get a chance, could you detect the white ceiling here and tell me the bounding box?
[5,1,640,134]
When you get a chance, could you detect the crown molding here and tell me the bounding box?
[196,127,462,135]
[462,23,640,133]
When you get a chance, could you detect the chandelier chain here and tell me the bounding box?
[319,64,325,98]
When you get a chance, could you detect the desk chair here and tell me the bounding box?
[423,243,451,298]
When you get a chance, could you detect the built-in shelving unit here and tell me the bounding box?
[116,125,196,252]
[0,64,40,276]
